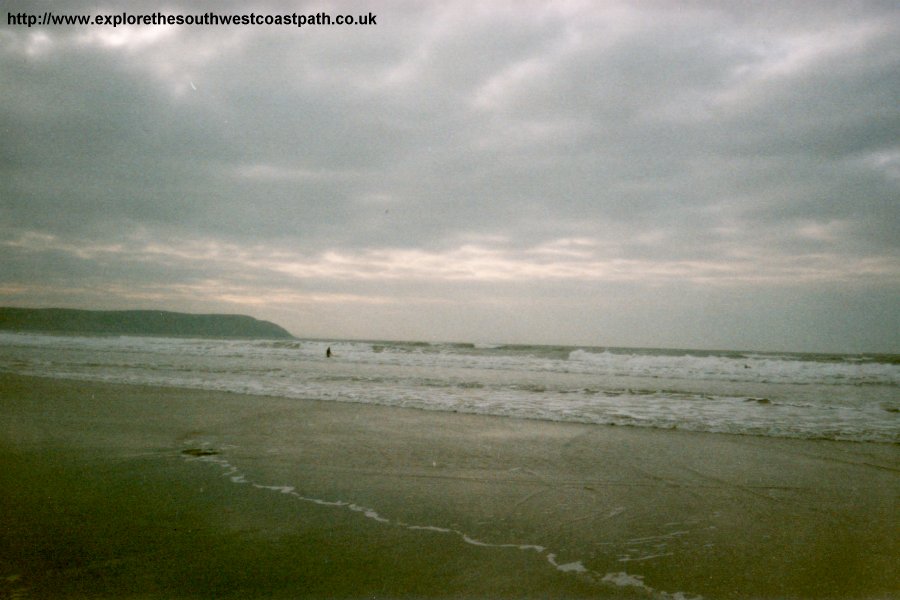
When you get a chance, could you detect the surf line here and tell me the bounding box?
[182,450,701,600]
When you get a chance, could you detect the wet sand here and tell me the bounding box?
[1,373,898,599]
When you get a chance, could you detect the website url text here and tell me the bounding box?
[8,11,377,28]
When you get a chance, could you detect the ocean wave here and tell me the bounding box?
[1,332,898,443]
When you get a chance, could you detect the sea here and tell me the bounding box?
[1,332,897,444]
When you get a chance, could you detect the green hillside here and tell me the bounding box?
[0,308,294,339]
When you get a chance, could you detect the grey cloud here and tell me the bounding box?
[1,0,898,351]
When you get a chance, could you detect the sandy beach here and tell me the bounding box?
[0,373,897,599]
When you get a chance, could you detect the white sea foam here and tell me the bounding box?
[184,447,701,599]
[547,554,588,572]
[602,572,703,599]
[1,332,897,442]
[619,552,674,563]
[603,571,652,590]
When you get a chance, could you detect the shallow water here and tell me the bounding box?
[1,332,897,442]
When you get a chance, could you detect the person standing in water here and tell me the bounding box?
[326,346,332,358]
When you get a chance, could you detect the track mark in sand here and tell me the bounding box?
[510,487,550,511]
[561,506,627,527]
[181,448,219,457]
[182,448,703,599]
[678,465,798,503]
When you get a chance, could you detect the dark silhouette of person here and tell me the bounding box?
[326,346,332,358]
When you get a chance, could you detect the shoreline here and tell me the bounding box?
[1,373,898,598]
[7,369,897,447]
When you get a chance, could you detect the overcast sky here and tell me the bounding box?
[2,1,898,352]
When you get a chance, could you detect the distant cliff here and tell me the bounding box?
[0,308,294,339]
